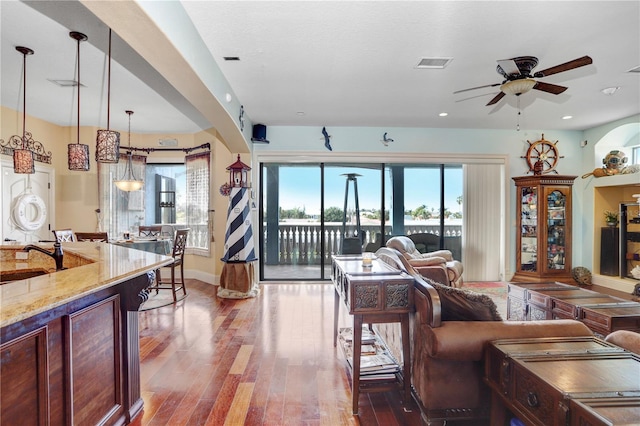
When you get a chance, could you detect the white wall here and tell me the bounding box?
[252,125,586,278]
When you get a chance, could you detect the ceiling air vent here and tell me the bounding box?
[415,57,453,69]
[627,65,640,73]
[48,79,84,87]
[158,138,178,147]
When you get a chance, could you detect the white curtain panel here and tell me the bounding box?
[185,151,211,255]
[98,153,147,239]
[463,163,505,281]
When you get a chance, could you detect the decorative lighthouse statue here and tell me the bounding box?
[218,154,259,299]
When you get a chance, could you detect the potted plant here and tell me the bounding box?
[604,210,619,227]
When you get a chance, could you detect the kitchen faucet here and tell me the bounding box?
[23,242,65,271]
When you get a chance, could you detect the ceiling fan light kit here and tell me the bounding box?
[500,78,536,96]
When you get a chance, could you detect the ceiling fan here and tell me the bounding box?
[454,55,593,106]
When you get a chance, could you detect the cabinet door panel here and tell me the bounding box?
[68,295,123,425]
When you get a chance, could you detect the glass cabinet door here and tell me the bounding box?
[545,189,567,272]
[520,186,538,272]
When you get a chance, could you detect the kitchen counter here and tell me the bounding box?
[0,241,173,425]
[0,241,172,328]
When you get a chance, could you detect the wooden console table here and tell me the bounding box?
[331,255,414,415]
[507,281,640,337]
[485,336,640,425]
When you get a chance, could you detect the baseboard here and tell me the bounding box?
[592,273,637,294]
[182,269,218,285]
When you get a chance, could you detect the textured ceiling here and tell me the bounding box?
[1,1,639,137]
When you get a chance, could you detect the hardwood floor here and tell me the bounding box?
[131,280,423,425]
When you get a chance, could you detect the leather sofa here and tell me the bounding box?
[374,247,593,425]
[387,235,464,287]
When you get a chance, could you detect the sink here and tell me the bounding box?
[0,268,49,283]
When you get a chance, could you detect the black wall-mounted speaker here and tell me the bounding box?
[251,124,269,143]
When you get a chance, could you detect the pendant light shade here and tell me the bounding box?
[14,145,35,174]
[13,46,35,174]
[114,110,144,192]
[68,31,90,171]
[96,29,120,163]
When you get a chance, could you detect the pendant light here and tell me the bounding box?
[67,31,90,171]
[96,29,120,163]
[114,110,143,191]
[13,46,36,174]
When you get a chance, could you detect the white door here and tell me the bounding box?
[1,158,54,243]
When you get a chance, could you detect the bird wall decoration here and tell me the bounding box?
[381,132,394,146]
[321,127,332,151]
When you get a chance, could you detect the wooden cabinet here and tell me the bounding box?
[1,273,152,425]
[486,337,640,426]
[512,175,576,283]
[506,282,640,337]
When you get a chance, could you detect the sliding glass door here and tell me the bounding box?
[259,162,462,281]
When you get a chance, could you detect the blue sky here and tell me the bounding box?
[275,165,463,216]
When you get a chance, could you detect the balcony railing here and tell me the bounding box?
[264,222,462,265]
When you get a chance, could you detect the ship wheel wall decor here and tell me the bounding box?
[522,134,563,175]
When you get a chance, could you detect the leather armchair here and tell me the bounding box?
[374,247,594,425]
[387,235,464,287]
[605,330,640,354]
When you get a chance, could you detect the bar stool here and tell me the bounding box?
[151,229,189,302]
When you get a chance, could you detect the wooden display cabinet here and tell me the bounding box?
[512,175,576,283]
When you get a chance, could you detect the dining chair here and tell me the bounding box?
[139,225,162,237]
[52,229,77,242]
[150,228,189,302]
[75,232,109,242]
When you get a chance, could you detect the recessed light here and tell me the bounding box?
[225,93,232,103]
[601,86,620,95]
[562,115,573,120]
[439,112,448,117]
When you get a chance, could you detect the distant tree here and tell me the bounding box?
[412,205,432,220]
[324,206,344,222]
[365,209,390,221]
[280,206,307,219]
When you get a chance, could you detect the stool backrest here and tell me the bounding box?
[53,229,77,242]
[76,232,108,242]
[139,225,162,237]
[172,229,189,258]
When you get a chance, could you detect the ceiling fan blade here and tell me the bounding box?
[486,91,506,106]
[497,59,521,76]
[453,83,501,94]
[533,56,593,78]
[533,81,568,95]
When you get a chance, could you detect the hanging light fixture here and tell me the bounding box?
[114,110,144,191]
[13,46,36,174]
[67,31,90,171]
[96,28,120,163]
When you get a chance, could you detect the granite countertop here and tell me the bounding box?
[0,242,173,328]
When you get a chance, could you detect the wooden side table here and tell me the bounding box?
[331,255,414,415]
